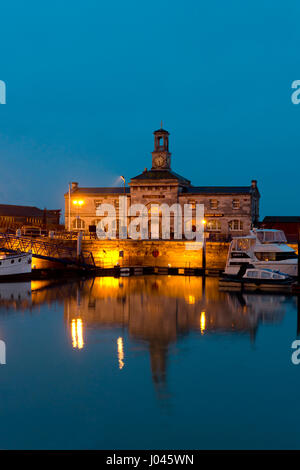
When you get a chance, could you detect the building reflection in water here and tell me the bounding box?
[0,276,297,392]
[61,276,295,391]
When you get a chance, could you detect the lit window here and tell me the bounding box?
[72,218,85,229]
[209,199,218,209]
[232,199,240,209]
[207,220,221,231]
[228,220,243,231]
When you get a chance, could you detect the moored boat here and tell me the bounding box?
[219,267,294,292]
[224,229,298,277]
[0,251,32,280]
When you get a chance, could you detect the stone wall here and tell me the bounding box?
[81,240,298,270]
[82,239,203,268]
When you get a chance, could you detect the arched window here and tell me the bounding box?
[228,220,243,231]
[207,220,221,231]
[72,218,85,229]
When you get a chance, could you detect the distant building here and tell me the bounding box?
[64,127,260,239]
[260,216,300,242]
[0,204,61,229]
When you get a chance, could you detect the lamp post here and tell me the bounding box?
[68,183,71,232]
[202,219,207,273]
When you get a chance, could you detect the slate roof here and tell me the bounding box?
[262,216,300,223]
[185,186,253,195]
[0,204,58,217]
[65,187,130,196]
[131,169,190,184]
[153,128,169,134]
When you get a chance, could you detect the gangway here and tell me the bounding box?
[0,233,95,269]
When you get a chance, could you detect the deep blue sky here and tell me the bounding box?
[0,0,299,219]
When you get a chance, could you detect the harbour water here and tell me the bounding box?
[0,275,299,449]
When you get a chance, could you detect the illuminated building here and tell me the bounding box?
[64,127,260,239]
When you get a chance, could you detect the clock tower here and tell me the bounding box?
[152,127,171,170]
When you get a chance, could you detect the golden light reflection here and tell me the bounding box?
[97,250,120,268]
[117,337,124,370]
[71,318,84,349]
[200,311,206,334]
[187,295,195,305]
[96,277,120,289]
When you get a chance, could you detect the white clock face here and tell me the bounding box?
[154,155,165,167]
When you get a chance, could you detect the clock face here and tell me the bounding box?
[154,154,165,167]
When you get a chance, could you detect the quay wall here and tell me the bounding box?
[81,240,298,269]
[81,240,219,269]
[30,238,298,271]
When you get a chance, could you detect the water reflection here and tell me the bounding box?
[0,276,297,390]
[117,337,125,370]
[71,318,84,349]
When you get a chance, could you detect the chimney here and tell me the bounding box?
[71,182,78,190]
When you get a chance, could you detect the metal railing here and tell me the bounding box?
[0,233,95,268]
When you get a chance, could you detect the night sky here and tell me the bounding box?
[0,0,299,219]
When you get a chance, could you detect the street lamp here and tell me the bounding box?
[72,199,84,230]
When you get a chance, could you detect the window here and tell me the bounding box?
[261,271,271,279]
[255,251,297,261]
[247,270,258,278]
[209,199,218,209]
[228,220,243,231]
[232,199,240,209]
[256,230,287,244]
[188,200,196,209]
[72,218,85,229]
[207,220,221,231]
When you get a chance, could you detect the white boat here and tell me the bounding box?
[219,267,294,292]
[0,251,32,278]
[224,229,298,277]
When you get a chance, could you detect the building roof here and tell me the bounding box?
[0,204,59,217]
[185,186,253,195]
[153,128,169,135]
[131,169,190,184]
[262,216,300,223]
[65,187,130,196]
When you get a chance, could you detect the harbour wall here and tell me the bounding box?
[81,240,298,269]
[29,239,298,271]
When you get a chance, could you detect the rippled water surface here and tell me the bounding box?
[0,276,299,449]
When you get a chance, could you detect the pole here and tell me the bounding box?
[297,229,300,284]
[202,231,206,273]
[297,228,300,336]
[68,183,71,232]
[77,231,83,257]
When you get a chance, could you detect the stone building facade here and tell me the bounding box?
[64,127,260,240]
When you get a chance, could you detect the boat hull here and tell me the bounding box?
[0,252,32,278]
[219,275,293,293]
